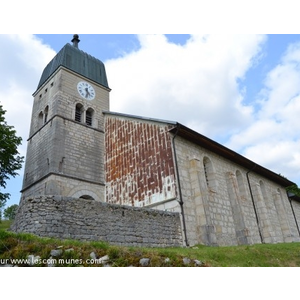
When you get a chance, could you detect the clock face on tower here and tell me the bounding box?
[77,81,95,100]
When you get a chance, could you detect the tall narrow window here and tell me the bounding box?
[75,103,83,122]
[38,111,43,127]
[86,108,94,126]
[203,156,216,190]
[44,106,49,124]
[203,158,210,187]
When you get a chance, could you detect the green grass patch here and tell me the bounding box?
[0,220,12,231]
[1,228,300,267]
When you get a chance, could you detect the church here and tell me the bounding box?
[13,35,300,247]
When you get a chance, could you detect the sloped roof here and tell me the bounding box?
[169,123,295,188]
[104,111,295,188]
[36,43,109,92]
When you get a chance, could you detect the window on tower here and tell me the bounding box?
[38,111,44,127]
[75,103,83,122]
[86,108,94,126]
[44,106,49,123]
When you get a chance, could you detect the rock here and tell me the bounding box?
[183,257,191,265]
[90,252,97,260]
[27,255,40,266]
[139,258,150,266]
[65,248,74,252]
[50,249,63,257]
[194,260,203,266]
[99,255,109,264]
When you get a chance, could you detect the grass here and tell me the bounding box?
[160,243,300,267]
[0,220,12,231]
[1,221,300,267]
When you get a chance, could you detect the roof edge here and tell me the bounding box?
[103,111,177,126]
[33,65,111,96]
[170,123,295,188]
[103,111,295,188]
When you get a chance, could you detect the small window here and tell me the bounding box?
[203,157,212,188]
[38,111,44,127]
[86,108,94,126]
[44,106,49,123]
[75,103,83,122]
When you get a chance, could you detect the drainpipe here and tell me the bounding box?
[286,192,300,237]
[172,124,189,247]
[246,164,264,243]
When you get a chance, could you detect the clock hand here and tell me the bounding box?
[85,87,90,98]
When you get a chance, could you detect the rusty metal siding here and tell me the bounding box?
[105,116,177,207]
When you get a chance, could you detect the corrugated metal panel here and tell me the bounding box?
[105,116,177,206]
[36,43,109,91]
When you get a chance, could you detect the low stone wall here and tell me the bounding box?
[10,196,183,248]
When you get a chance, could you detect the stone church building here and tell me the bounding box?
[13,35,300,247]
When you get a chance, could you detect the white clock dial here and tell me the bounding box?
[77,81,95,100]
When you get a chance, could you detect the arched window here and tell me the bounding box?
[203,156,216,190]
[75,103,83,122]
[38,111,44,127]
[86,108,94,126]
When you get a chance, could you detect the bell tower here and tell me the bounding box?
[21,35,110,201]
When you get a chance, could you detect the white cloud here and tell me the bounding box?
[106,34,266,139]
[227,41,300,184]
[106,34,300,185]
[0,34,56,157]
[0,34,56,206]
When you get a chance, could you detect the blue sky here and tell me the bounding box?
[1,34,300,209]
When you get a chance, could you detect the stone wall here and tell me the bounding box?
[172,135,300,246]
[11,196,183,248]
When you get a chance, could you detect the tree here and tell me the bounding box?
[286,184,300,197]
[0,104,24,220]
[3,204,19,220]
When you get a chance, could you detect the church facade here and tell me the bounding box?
[17,35,300,246]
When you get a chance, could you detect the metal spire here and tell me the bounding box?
[71,34,80,48]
